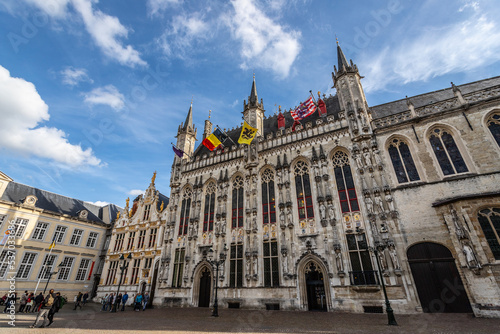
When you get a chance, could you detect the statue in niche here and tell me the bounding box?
[363,150,372,166]
[374,193,384,213]
[221,217,227,234]
[378,248,388,271]
[320,202,326,220]
[165,226,172,241]
[462,243,480,268]
[246,214,251,230]
[450,206,466,239]
[354,153,364,169]
[360,111,368,127]
[276,169,282,183]
[252,255,258,277]
[162,261,170,280]
[364,196,374,214]
[282,253,288,274]
[350,115,358,131]
[385,192,395,212]
[328,202,336,221]
[387,242,400,270]
[251,143,258,161]
[286,207,293,225]
[334,249,344,272]
[246,255,251,279]
[214,219,220,235]
[279,210,286,229]
[373,149,383,166]
[283,168,289,183]
[252,214,257,231]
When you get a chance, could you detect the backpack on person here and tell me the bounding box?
[46,294,55,307]
[59,296,66,309]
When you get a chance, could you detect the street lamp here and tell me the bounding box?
[43,262,64,294]
[207,245,227,317]
[111,253,132,313]
[369,244,398,326]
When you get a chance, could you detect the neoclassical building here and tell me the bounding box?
[153,44,500,317]
[96,173,168,304]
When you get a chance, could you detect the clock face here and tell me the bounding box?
[79,210,88,219]
[25,195,37,205]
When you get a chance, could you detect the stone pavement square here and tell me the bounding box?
[1,303,499,334]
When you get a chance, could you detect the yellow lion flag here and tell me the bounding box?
[238,121,258,145]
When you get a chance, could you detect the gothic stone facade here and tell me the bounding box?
[154,46,500,317]
[96,174,168,302]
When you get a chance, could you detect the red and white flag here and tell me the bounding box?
[291,97,316,121]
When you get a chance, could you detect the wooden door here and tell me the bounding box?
[198,267,211,307]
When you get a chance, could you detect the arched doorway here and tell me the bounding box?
[407,242,472,313]
[148,261,159,308]
[140,281,147,295]
[304,261,327,311]
[198,267,211,307]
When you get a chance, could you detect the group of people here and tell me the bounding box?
[2,291,45,314]
[30,289,65,328]
[73,291,89,310]
[100,292,149,312]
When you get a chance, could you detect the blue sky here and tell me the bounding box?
[1,0,500,207]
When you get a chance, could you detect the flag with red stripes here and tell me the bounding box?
[290,97,316,121]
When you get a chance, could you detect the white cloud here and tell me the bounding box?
[361,10,500,92]
[21,0,146,68]
[83,85,125,110]
[147,0,180,16]
[60,66,93,86]
[128,189,143,196]
[0,65,101,167]
[157,12,209,58]
[225,0,301,78]
[86,200,109,206]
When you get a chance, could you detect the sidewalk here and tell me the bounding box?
[1,302,499,333]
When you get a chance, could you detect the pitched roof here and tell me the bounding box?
[1,181,120,225]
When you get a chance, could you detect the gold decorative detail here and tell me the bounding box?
[126,197,130,208]
[160,201,164,212]
[116,212,120,220]
[152,171,157,184]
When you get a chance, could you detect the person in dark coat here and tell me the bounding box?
[115,293,122,311]
[31,289,56,328]
[121,293,129,311]
[73,292,82,310]
[46,292,62,327]
[82,292,89,306]
[33,292,44,313]
[2,292,16,313]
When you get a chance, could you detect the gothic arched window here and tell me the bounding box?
[178,188,192,236]
[231,176,244,228]
[388,138,420,183]
[261,169,276,224]
[332,151,359,213]
[429,128,468,176]
[203,182,216,232]
[486,112,500,148]
[294,161,314,219]
[477,208,500,260]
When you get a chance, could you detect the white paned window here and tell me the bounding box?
[13,218,29,238]
[38,254,57,279]
[53,226,67,244]
[31,222,49,240]
[16,252,37,279]
[0,214,7,228]
[57,257,74,280]
[86,232,98,248]
[75,258,91,281]
[69,229,84,246]
[0,250,15,278]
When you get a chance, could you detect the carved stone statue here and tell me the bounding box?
[462,243,480,268]
[354,153,364,169]
[162,261,170,280]
[252,214,257,231]
[334,248,344,272]
[279,210,286,229]
[378,249,388,271]
[374,194,384,213]
[363,150,372,166]
[286,207,293,225]
[385,192,395,212]
[373,149,383,166]
[282,254,288,274]
[364,196,374,214]
[214,219,220,235]
[252,255,258,277]
[387,242,400,270]
[246,256,251,279]
[320,202,326,220]
[328,203,336,221]
[220,217,227,234]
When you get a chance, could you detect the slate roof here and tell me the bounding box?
[370,76,500,120]
[156,192,169,211]
[1,181,120,225]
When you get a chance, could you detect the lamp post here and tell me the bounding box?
[207,245,227,317]
[369,245,398,326]
[43,262,64,294]
[111,253,132,313]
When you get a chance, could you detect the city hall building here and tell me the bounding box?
[152,44,500,317]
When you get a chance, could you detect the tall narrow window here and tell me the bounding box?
[75,258,91,281]
[113,233,125,252]
[0,250,15,278]
[294,161,314,219]
[31,222,49,240]
[203,182,216,232]
[388,138,420,183]
[127,232,136,250]
[16,252,37,279]
[137,230,146,248]
[332,151,359,213]
[263,240,279,287]
[12,218,29,238]
[231,176,244,228]
[478,208,500,260]
[53,226,67,244]
[179,188,192,236]
[38,254,57,279]
[429,128,468,176]
[143,204,151,221]
[70,229,84,246]
[229,243,243,287]
[130,259,141,285]
[148,228,157,248]
[105,261,118,285]
[172,248,185,287]
[487,112,500,147]
[57,257,75,280]
[86,232,99,248]
[346,233,375,285]
[262,169,276,225]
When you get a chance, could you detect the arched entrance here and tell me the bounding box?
[148,261,159,308]
[198,267,211,307]
[140,281,147,295]
[407,242,472,313]
[305,262,327,311]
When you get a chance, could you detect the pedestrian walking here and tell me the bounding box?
[25,293,34,313]
[2,292,15,313]
[18,291,28,313]
[114,293,122,311]
[121,293,128,311]
[33,292,44,313]
[73,292,83,310]
[142,292,149,311]
[46,292,63,328]
[134,294,142,312]
[107,293,114,312]
[0,294,7,305]
[101,294,108,311]
[30,289,56,328]
[82,291,89,307]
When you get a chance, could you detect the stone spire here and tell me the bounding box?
[337,39,349,72]
[181,102,195,133]
[243,74,265,136]
[176,101,197,159]
[203,109,213,140]
[249,74,258,106]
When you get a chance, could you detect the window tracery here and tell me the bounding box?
[261,169,276,224]
[429,128,468,176]
[203,182,216,232]
[388,138,420,183]
[178,188,192,236]
[294,161,314,219]
[332,151,359,213]
[477,208,500,260]
[486,112,500,148]
[232,176,244,228]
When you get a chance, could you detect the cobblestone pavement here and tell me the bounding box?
[1,303,499,334]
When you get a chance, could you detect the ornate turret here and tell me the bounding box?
[243,75,265,136]
[203,110,213,140]
[176,102,197,159]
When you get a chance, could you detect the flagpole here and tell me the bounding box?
[171,142,191,159]
[216,125,237,146]
[309,90,318,105]
[33,245,54,295]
